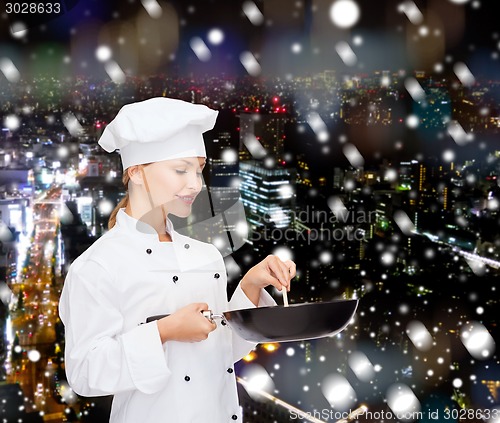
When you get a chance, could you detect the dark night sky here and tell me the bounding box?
[0,0,499,78]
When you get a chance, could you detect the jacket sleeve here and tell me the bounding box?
[228,281,276,363]
[58,258,171,397]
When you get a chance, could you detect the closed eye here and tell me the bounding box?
[176,170,203,177]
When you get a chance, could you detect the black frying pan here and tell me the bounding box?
[147,299,358,343]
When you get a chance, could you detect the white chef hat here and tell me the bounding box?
[97,97,219,169]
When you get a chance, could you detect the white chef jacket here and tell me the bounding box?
[59,208,276,422]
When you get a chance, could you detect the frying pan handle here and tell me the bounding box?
[146,310,226,325]
[202,310,225,323]
[146,314,168,323]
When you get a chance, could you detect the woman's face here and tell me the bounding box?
[142,156,206,218]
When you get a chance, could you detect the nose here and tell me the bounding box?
[186,170,202,192]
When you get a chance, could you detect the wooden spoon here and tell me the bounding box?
[282,286,289,307]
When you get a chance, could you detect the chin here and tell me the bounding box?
[170,209,192,218]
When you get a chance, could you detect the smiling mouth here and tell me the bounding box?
[176,195,196,204]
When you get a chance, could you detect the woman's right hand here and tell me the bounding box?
[156,303,216,343]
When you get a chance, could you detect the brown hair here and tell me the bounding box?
[108,170,130,230]
[108,163,152,230]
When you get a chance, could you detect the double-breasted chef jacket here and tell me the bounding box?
[59,207,276,422]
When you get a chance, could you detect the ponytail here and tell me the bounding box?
[108,170,131,230]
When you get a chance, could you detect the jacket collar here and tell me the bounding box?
[115,207,176,242]
[115,208,222,272]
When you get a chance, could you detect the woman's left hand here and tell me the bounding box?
[240,255,296,306]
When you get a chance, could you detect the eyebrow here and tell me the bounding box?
[173,159,206,167]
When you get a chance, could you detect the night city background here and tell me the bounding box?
[1,0,500,422]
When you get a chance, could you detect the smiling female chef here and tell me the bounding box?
[58,97,296,422]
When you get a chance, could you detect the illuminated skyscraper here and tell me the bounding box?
[179,130,244,255]
[239,113,288,162]
[207,131,241,241]
[208,131,239,212]
[239,161,296,230]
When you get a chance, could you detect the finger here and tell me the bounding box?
[285,261,296,290]
[285,269,292,292]
[285,260,297,279]
[278,261,293,291]
[280,260,295,292]
[267,257,289,289]
[268,267,287,290]
[194,302,209,312]
[261,272,283,292]
[275,258,292,285]
[203,318,217,333]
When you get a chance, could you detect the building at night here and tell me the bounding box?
[239,160,296,231]
[239,112,288,162]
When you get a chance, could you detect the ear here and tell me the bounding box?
[127,165,145,185]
